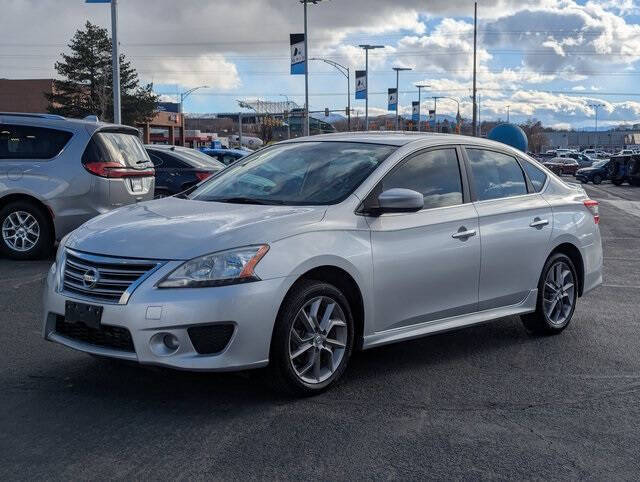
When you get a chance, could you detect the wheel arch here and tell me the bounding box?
[548,242,585,297]
[280,265,366,351]
[0,192,55,237]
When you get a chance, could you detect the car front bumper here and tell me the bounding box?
[41,260,292,371]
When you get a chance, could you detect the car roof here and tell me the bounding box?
[0,111,137,134]
[278,131,531,154]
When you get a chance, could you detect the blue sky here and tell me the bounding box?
[3,0,640,129]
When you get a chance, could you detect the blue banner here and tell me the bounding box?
[355,70,366,100]
[412,101,420,123]
[388,88,397,111]
[290,33,306,75]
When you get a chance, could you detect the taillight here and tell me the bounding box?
[195,171,213,181]
[83,161,155,178]
[584,199,599,224]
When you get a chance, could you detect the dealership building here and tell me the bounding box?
[543,129,640,151]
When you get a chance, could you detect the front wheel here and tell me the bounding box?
[269,280,354,396]
[521,253,578,335]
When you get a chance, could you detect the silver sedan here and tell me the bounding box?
[42,133,603,395]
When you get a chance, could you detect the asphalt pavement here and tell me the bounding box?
[1,181,639,480]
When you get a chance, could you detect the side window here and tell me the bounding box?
[467,149,527,201]
[379,148,463,210]
[521,159,547,192]
[154,151,186,169]
[0,124,72,160]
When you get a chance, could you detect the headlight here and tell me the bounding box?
[157,245,269,288]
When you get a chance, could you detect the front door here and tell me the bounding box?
[366,147,481,332]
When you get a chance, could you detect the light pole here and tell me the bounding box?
[415,84,430,132]
[392,67,412,130]
[507,105,510,123]
[299,0,326,137]
[310,57,350,131]
[358,44,384,131]
[179,85,208,147]
[588,103,604,150]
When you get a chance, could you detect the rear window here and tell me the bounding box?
[82,131,150,167]
[0,124,73,160]
[521,159,547,192]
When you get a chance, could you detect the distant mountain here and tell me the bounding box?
[313,113,347,124]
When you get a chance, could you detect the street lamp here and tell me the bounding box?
[415,84,430,132]
[300,0,326,137]
[179,85,208,146]
[432,96,460,133]
[358,44,385,131]
[506,105,510,123]
[588,103,605,150]
[310,57,351,131]
[393,67,412,131]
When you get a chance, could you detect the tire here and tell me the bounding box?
[592,174,602,185]
[268,279,355,396]
[521,253,578,335]
[612,179,624,186]
[0,201,53,260]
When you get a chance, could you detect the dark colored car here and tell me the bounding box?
[145,145,225,197]
[199,147,249,166]
[575,159,610,184]
[543,157,580,176]
[567,153,594,168]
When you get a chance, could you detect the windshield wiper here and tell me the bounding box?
[208,197,284,205]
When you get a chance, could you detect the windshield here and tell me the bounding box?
[167,148,225,169]
[189,141,397,205]
[593,160,608,168]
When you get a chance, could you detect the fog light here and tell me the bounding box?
[163,333,180,351]
[149,332,180,356]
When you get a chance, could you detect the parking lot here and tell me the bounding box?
[1,182,639,480]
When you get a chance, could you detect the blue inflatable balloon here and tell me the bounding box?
[487,123,528,152]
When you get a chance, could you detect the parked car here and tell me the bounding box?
[0,112,154,260]
[618,149,634,156]
[582,149,597,157]
[566,153,594,168]
[146,145,225,197]
[608,155,640,186]
[575,159,611,184]
[199,147,248,166]
[543,157,580,175]
[43,133,602,395]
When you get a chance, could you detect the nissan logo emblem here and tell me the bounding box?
[82,268,100,289]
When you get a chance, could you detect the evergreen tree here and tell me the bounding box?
[47,21,158,125]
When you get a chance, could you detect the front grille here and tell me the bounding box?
[188,324,235,354]
[63,249,159,304]
[55,316,135,352]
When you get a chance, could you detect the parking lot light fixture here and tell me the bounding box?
[358,44,385,131]
[393,67,412,131]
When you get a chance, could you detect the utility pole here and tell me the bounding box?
[393,67,412,130]
[111,0,121,124]
[434,97,438,132]
[238,112,243,147]
[472,1,478,136]
[415,84,430,132]
[359,44,384,131]
[507,105,510,123]
[588,103,604,150]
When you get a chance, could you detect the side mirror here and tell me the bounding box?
[375,188,424,214]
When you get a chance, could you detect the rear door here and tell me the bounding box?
[366,146,481,332]
[463,147,552,310]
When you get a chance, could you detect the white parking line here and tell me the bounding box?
[602,284,640,289]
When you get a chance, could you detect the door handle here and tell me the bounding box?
[452,228,477,239]
[529,218,549,228]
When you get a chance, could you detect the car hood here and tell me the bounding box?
[65,197,327,260]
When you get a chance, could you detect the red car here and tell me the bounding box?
[543,157,580,176]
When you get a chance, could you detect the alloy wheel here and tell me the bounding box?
[543,261,576,326]
[289,296,348,384]
[2,211,40,252]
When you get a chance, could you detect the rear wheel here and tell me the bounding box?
[269,280,354,396]
[612,179,624,186]
[592,174,602,185]
[521,253,578,335]
[0,201,53,260]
